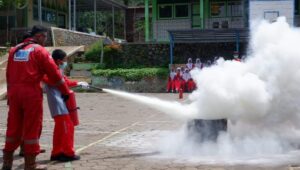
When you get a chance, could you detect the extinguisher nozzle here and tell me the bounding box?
[89,85,103,92]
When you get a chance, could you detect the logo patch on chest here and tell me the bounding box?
[13,47,34,62]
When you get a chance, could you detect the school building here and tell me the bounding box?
[0,0,126,45]
[143,0,299,41]
[0,0,299,46]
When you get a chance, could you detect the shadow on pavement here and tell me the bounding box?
[101,151,160,160]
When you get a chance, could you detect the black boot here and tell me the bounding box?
[18,144,24,157]
[1,151,13,170]
[24,154,47,170]
[59,154,80,162]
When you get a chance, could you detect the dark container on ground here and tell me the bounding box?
[186,119,227,142]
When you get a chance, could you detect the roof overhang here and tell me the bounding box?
[168,29,249,43]
[77,0,127,12]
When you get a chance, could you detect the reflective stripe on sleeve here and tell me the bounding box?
[24,139,39,145]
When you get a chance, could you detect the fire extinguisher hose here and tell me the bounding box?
[88,85,104,92]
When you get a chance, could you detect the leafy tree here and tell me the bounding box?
[0,0,12,9]
[0,0,28,9]
[78,10,125,39]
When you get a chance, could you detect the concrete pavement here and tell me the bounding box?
[0,93,298,170]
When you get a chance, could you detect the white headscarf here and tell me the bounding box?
[195,58,202,69]
[186,58,193,70]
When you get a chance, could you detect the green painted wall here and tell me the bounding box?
[145,0,150,41]
[153,0,248,21]
[200,0,204,28]
[152,0,157,40]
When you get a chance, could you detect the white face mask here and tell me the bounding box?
[59,62,68,69]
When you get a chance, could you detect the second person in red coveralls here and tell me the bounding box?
[43,49,88,162]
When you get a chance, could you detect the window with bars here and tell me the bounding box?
[33,6,57,23]
[158,3,190,19]
[175,4,189,18]
[227,1,243,17]
[158,4,173,19]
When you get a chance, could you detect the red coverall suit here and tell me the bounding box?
[4,39,69,156]
[174,72,183,92]
[43,74,78,158]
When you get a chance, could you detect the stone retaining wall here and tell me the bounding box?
[51,27,104,47]
[119,42,247,68]
[91,76,167,93]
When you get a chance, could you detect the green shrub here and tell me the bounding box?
[84,40,103,62]
[92,68,168,81]
[102,45,123,68]
[92,63,106,70]
[0,51,6,57]
[0,47,8,57]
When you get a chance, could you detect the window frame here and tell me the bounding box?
[33,4,67,24]
[42,8,57,24]
[174,3,190,19]
[157,3,191,20]
[57,13,66,28]
[227,1,243,17]
[158,4,174,20]
[295,0,300,15]
[210,1,227,18]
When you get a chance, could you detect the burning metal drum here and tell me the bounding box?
[186,119,227,142]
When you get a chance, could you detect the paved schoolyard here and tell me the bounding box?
[0,93,298,170]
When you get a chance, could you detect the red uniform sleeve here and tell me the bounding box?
[35,47,69,95]
[42,75,57,86]
[63,75,78,88]
[6,48,14,90]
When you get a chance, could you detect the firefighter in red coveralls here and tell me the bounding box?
[43,49,88,162]
[17,31,46,158]
[173,67,183,93]
[2,25,70,170]
[182,69,196,92]
[166,68,176,93]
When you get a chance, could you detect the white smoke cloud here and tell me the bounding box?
[188,17,300,125]
[189,59,271,121]
[156,17,300,164]
[103,17,300,164]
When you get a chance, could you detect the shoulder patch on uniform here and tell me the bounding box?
[13,47,34,62]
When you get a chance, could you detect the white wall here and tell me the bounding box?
[205,17,245,29]
[249,0,294,25]
[153,19,191,41]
